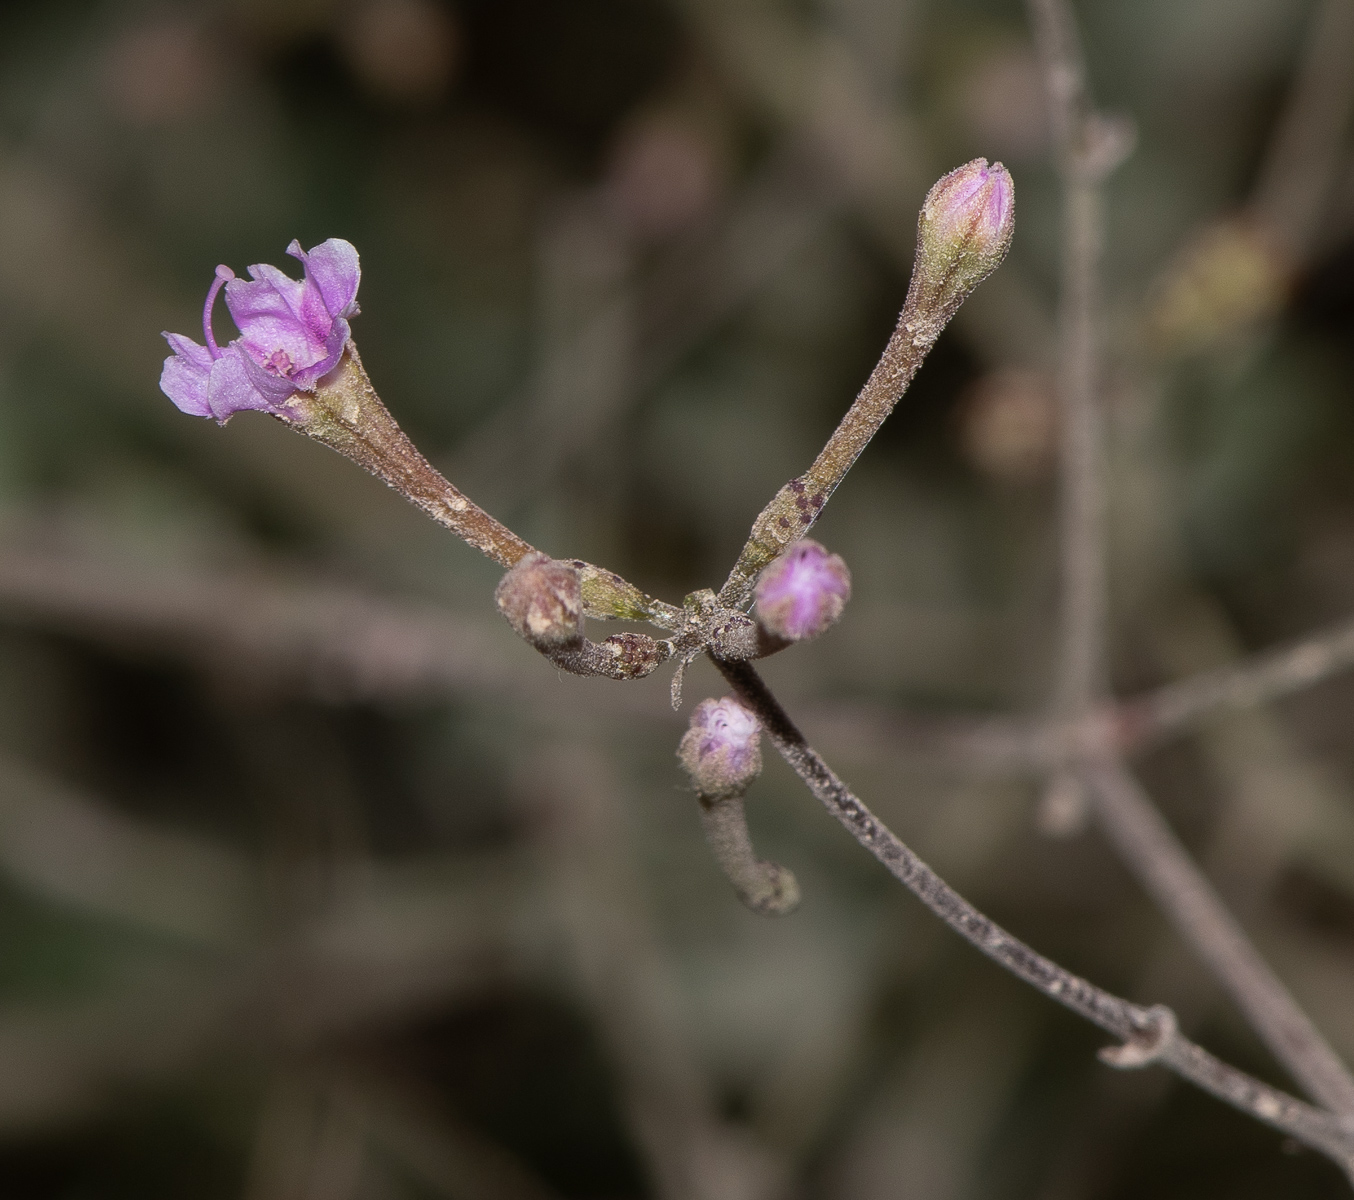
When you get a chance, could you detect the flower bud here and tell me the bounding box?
[678,697,762,799]
[754,539,851,644]
[494,552,584,649]
[907,159,1014,333]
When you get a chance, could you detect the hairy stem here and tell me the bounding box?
[717,310,938,608]
[289,348,535,568]
[696,791,800,916]
[712,657,1354,1172]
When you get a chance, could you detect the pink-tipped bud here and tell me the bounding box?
[908,158,1015,332]
[494,552,584,649]
[754,539,852,643]
[678,696,763,799]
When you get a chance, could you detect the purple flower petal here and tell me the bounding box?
[754,539,852,642]
[231,344,302,406]
[159,332,214,417]
[292,317,351,390]
[161,237,362,422]
[292,238,361,319]
[207,345,288,421]
[224,269,321,370]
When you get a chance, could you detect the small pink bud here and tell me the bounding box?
[494,552,584,649]
[908,159,1015,333]
[678,697,763,799]
[754,539,852,643]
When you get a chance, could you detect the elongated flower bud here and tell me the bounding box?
[906,158,1015,339]
[678,696,762,800]
[754,539,851,643]
[495,552,584,649]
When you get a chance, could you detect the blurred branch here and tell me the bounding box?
[1121,610,1354,747]
[531,742,785,1200]
[1027,0,1114,714]
[1083,760,1354,1116]
[1249,0,1354,259]
[712,657,1354,1174]
[10,538,1354,787]
[1027,0,1354,1121]
[0,752,255,944]
[1039,596,1354,1198]
[244,1073,367,1200]
[681,0,1055,363]
[343,1071,567,1200]
[452,141,837,509]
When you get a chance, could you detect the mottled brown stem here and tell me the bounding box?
[712,656,1354,1174]
[283,346,535,569]
[717,159,1014,609]
[716,313,936,608]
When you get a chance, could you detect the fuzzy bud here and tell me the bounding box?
[495,552,584,649]
[678,696,762,799]
[907,159,1014,335]
[754,539,852,643]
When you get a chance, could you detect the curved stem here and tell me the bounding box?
[712,657,1354,1175]
[696,791,800,916]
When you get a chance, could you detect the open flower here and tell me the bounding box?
[160,238,360,422]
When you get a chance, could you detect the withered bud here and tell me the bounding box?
[754,539,852,643]
[678,696,763,799]
[495,552,584,649]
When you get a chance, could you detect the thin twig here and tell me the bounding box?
[1026,0,1354,1123]
[1249,0,1354,259]
[716,302,944,608]
[711,657,1354,1174]
[1082,760,1354,1116]
[532,742,785,1200]
[1026,0,1115,719]
[451,140,837,510]
[1122,612,1354,747]
[295,347,535,569]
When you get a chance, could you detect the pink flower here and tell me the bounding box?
[678,696,763,798]
[160,238,360,422]
[754,539,852,643]
[921,158,1014,257]
[907,159,1015,331]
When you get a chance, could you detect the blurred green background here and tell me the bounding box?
[0,0,1352,1196]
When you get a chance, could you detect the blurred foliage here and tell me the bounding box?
[0,0,1350,1197]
